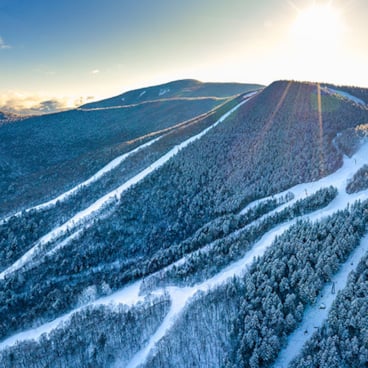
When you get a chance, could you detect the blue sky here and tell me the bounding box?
[1,0,367,112]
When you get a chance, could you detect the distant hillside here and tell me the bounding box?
[0,94,233,215]
[0,111,19,123]
[81,79,263,109]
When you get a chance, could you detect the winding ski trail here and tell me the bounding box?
[322,86,366,106]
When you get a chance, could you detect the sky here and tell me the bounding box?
[0,0,368,113]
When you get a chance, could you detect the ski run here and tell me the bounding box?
[1,94,368,367]
[0,135,163,226]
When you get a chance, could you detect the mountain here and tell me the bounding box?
[80,79,263,109]
[0,80,368,368]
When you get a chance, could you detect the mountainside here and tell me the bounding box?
[1,80,368,368]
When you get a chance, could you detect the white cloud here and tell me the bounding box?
[0,91,95,115]
[91,69,100,74]
[0,36,10,49]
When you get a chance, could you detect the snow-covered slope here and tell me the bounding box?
[0,136,162,225]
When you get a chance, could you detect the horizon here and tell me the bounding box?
[1,0,368,114]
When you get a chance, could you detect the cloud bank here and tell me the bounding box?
[0,92,95,115]
[0,36,10,49]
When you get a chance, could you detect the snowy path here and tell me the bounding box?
[273,234,368,368]
[0,97,251,281]
[241,134,368,216]
[0,281,143,350]
[0,136,162,225]
[150,138,368,286]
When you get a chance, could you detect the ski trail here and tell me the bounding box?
[0,136,163,225]
[240,136,368,216]
[146,140,368,287]
[273,234,368,368]
[122,189,368,368]
[124,287,196,368]
[0,281,143,350]
[0,98,251,281]
[1,94,366,360]
[322,86,366,106]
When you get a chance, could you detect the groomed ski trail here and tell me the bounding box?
[2,95,367,366]
[0,135,162,225]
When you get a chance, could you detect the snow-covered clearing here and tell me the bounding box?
[0,97,251,281]
[0,136,162,225]
[273,234,368,368]
[322,86,366,106]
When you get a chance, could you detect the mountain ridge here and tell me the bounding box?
[80,79,263,109]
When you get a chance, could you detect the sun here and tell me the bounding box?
[291,3,345,46]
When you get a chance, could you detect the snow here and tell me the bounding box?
[124,286,196,368]
[273,234,368,368]
[242,90,260,99]
[0,94,256,352]
[241,137,368,216]
[322,86,366,106]
[0,136,162,225]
